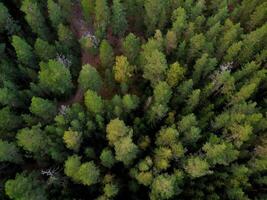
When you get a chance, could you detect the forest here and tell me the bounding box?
[0,0,267,199]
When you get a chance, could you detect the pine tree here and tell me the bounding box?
[122,33,141,64]
[47,0,65,29]
[21,0,50,40]
[0,140,23,164]
[77,162,100,186]
[144,0,169,35]
[0,106,22,132]
[171,7,187,41]
[111,0,127,37]
[63,130,82,152]
[94,0,110,39]
[184,156,210,178]
[99,39,114,68]
[78,64,102,91]
[84,89,104,114]
[29,97,57,121]
[81,0,95,23]
[16,125,46,154]
[166,62,185,87]
[165,30,177,54]
[5,172,47,200]
[100,148,116,168]
[34,38,56,61]
[12,35,36,68]
[38,59,73,95]
[113,56,134,83]
[143,50,167,86]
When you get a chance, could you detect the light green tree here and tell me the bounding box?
[84,89,104,114]
[38,59,73,95]
[78,64,102,91]
[29,97,57,121]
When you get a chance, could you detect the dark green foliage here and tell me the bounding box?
[111,0,127,36]
[34,38,56,61]
[0,140,22,163]
[21,0,50,40]
[1,1,267,199]
[12,35,36,68]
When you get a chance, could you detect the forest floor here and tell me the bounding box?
[60,4,126,107]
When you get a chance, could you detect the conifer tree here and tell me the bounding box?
[144,0,169,35]
[63,130,82,152]
[111,0,127,37]
[16,125,46,155]
[113,56,134,83]
[29,97,57,121]
[47,0,65,29]
[81,0,95,23]
[5,172,47,200]
[99,39,114,68]
[0,140,23,164]
[12,36,36,68]
[122,33,141,64]
[143,50,167,86]
[21,0,49,40]
[84,89,104,114]
[38,59,73,95]
[94,0,110,39]
[78,64,102,91]
[34,38,56,61]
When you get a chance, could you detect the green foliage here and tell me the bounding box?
[122,33,141,64]
[184,156,211,178]
[63,130,82,152]
[1,1,267,199]
[143,50,167,86]
[34,38,56,61]
[113,55,134,83]
[38,59,73,95]
[150,174,177,200]
[0,107,22,132]
[0,140,22,164]
[64,155,100,186]
[29,97,57,121]
[64,155,81,182]
[21,0,49,40]
[84,89,104,114]
[77,161,100,186]
[203,137,239,166]
[5,172,47,200]
[100,148,116,168]
[81,0,95,23]
[16,125,46,154]
[0,3,9,32]
[166,62,185,87]
[94,0,109,39]
[12,35,35,67]
[48,0,65,29]
[144,0,169,35]
[78,64,102,91]
[57,23,76,48]
[111,0,127,36]
[99,39,114,68]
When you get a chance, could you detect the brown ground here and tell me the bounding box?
[60,3,117,106]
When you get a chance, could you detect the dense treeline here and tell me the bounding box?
[0,0,267,199]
